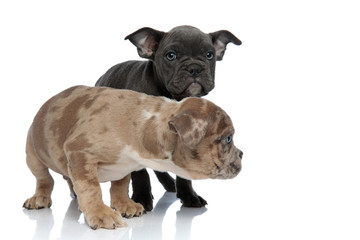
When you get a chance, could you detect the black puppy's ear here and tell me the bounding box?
[209,30,242,61]
[125,27,165,59]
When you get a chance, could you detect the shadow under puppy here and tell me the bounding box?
[23,86,243,229]
[96,25,242,210]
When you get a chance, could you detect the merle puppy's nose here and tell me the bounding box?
[239,150,243,159]
[187,64,202,77]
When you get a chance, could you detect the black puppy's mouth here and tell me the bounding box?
[171,78,206,101]
[169,70,214,100]
[186,79,203,96]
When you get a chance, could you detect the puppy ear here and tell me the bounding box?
[209,30,242,61]
[125,27,165,59]
[168,110,208,149]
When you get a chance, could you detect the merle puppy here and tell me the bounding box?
[96,25,241,211]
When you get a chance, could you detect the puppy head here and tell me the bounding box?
[169,98,242,180]
[125,25,241,100]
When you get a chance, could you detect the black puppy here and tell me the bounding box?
[96,25,241,211]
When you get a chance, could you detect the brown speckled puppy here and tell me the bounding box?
[23,85,243,229]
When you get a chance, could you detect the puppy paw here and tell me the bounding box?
[177,192,207,208]
[131,192,154,212]
[111,198,145,218]
[23,195,52,209]
[85,205,126,230]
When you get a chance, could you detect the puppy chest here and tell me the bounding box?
[97,160,143,182]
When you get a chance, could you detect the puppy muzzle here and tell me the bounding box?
[239,150,243,159]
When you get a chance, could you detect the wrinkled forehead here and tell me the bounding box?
[162,27,213,49]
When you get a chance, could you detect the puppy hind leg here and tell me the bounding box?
[111,175,145,218]
[23,141,54,209]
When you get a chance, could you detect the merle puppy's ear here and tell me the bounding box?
[168,110,208,149]
[125,27,165,59]
[209,30,242,61]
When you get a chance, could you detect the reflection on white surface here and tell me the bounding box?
[23,208,54,240]
[22,192,207,240]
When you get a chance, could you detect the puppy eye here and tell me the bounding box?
[225,135,232,144]
[166,52,177,61]
[206,51,214,60]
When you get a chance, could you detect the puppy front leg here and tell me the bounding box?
[131,169,154,211]
[176,177,207,208]
[67,152,126,229]
[110,175,145,218]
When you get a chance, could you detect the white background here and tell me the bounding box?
[1,0,359,239]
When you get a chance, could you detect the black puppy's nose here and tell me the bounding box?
[239,150,243,159]
[187,64,202,77]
